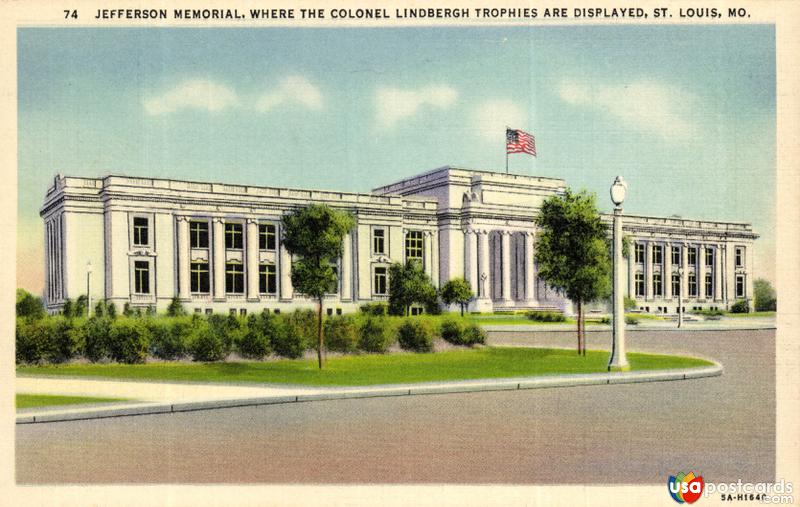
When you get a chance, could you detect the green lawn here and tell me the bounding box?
[17,347,713,387]
[16,393,128,410]
[724,311,776,318]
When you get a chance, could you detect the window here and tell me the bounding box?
[653,245,663,265]
[688,272,697,297]
[705,273,713,298]
[190,262,210,293]
[133,217,149,246]
[688,247,697,266]
[190,221,209,248]
[653,273,662,297]
[373,228,385,254]
[671,246,681,265]
[634,243,645,263]
[405,231,424,261]
[705,248,714,267]
[134,261,150,294]
[634,272,644,297]
[259,224,276,251]
[225,262,244,294]
[374,266,388,295]
[736,275,745,298]
[225,223,244,250]
[672,273,680,297]
[259,264,277,294]
[735,247,744,268]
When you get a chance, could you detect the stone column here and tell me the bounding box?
[627,246,634,298]
[212,217,226,300]
[501,231,512,303]
[464,229,477,294]
[341,232,352,301]
[697,244,706,301]
[645,240,653,300]
[478,230,490,300]
[246,219,259,300]
[423,231,432,276]
[431,231,439,288]
[663,241,672,299]
[680,243,689,300]
[176,216,190,300]
[524,231,536,303]
[279,229,293,300]
[714,244,722,301]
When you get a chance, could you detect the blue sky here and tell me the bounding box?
[17,26,776,292]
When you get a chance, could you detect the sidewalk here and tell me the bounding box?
[16,362,723,424]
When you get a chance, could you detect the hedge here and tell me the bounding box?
[15,309,496,365]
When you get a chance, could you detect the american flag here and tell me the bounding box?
[506,128,536,156]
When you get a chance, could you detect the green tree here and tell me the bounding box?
[388,260,438,316]
[16,289,45,319]
[282,204,355,369]
[753,278,777,311]
[440,278,474,316]
[535,188,611,355]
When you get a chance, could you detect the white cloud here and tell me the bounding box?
[471,99,526,141]
[556,80,698,140]
[255,75,323,112]
[375,85,458,127]
[144,79,238,115]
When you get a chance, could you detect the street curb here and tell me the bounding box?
[16,363,722,425]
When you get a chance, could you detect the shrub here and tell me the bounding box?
[16,317,45,364]
[527,311,566,322]
[730,299,750,314]
[623,296,637,311]
[16,289,45,319]
[149,317,192,360]
[108,318,150,364]
[625,315,640,325]
[323,315,359,353]
[84,316,112,362]
[273,309,314,358]
[166,297,187,317]
[358,317,394,353]
[206,314,237,357]
[237,314,272,360]
[440,318,466,345]
[188,322,227,362]
[359,302,388,316]
[462,324,486,346]
[397,319,434,353]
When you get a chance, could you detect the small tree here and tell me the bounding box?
[440,278,474,316]
[282,204,355,369]
[753,278,776,312]
[388,260,438,316]
[535,188,611,356]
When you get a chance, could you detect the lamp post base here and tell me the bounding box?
[608,364,631,372]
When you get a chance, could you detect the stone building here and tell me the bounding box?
[40,166,758,315]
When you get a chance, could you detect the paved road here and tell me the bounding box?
[16,329,775,484]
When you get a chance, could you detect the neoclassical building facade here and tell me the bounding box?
[40,166,758,315]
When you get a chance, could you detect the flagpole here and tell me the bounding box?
[505,126,509,174]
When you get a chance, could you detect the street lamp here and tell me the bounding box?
[86,261,93,317]
[608,176,630,371]
[677,267,684,328]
